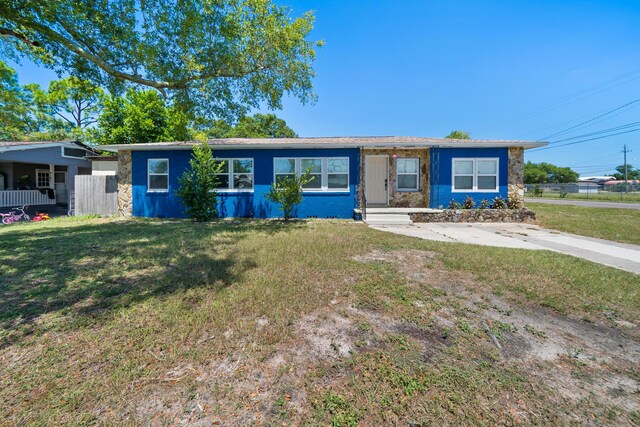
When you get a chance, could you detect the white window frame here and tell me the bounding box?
[300,157,324,190]
[451,158,499,192]
[147,158,169,193]
[273,157,350,192]
[214,158,254,192]
[35,169,51,188]
[396,158,420,192]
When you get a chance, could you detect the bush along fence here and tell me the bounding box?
[410,195,536,223]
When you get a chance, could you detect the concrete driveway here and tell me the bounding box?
[370,222,640,274]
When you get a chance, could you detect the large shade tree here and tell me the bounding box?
[29,76,104,129]
[98,89,191,145]
[0,0,320,120]
[206,113,297,138]
[0,60,35,139]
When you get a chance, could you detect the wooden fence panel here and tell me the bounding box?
[74,175,118,216]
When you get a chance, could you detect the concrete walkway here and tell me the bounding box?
[525,198,640,210]
[370,222,640,274]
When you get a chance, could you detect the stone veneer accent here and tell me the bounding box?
[410,208,536,223]
[117,150,133,217]
[507,147,525,208]
[363,148,429,207]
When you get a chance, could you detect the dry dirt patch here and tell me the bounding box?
[126,248,638,425]
[354,249,640,420]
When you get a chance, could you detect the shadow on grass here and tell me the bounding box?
[0,218,305,348]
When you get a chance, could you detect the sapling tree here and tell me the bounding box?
[265,169,313,220]
[177,142,223,221]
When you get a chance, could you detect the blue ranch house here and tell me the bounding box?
[101,137,546,219]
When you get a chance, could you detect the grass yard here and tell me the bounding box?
[0,218,639,425]
[528,192,640,203]
[529,202,640,245]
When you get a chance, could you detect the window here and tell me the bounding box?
[301,158,322,189]
[274,158,296,184]
[327,158,349,189]
[36,169,51,188]
[397,158,419,191]
[452,158,499,192]
[62,147,88,159]
[273,157,350,191]
[148,159,169,192]
[215,158,254,191]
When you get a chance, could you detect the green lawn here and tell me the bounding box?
[1,218,638,425]
[527,191,640,203]
[529,202,640,245]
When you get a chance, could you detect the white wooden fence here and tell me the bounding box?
[0,190,57,208]
[74,175,118,216]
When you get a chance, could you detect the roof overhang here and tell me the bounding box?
[0,140,99,155]
[99,137,548,152]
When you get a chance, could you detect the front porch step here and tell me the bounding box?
[364,213,413,225]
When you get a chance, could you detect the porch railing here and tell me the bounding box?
[0,190,56,208]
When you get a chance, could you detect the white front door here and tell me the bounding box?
[54,171,67,204]
[365,155,388,205]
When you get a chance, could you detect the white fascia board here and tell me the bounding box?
[99,141,547,152]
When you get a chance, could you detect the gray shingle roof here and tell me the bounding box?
[100,136,547,151]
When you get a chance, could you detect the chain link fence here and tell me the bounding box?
[525,182,640,202]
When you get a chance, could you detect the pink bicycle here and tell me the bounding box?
[1,205,30,224]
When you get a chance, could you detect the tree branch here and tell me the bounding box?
[54,110,74,126]
[0,27,41,47]
[4,19,272,91]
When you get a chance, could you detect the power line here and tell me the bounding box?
[536,99,640,141]
[516,100,640,140]
[543,121,640,145]
[530,128,640,152]
[481,67,640,133]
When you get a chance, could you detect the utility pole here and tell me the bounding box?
[623,144,631,193]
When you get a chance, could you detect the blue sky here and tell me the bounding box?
[7,0,640,176]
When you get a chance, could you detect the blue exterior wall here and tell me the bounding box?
[429,147,508,208]
[132,148,360,219]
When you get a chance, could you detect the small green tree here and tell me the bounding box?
[265,169,313,220]
[176,142,223,221]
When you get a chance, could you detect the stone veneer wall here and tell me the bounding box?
[363,148,429,207]
[410,208,536,223]
[508,147,525,208]
[117,150,133,217]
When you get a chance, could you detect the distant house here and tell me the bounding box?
[0,141,95,208]
[101,136,545,219]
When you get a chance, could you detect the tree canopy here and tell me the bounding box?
[206,113,297,138]
[0,0,321,120]
[445,130,471,139]
[612,164,640,181]
[98,89,191,144]
[31,76,104,129]
[524,161,579,184]
[0,60,35,140]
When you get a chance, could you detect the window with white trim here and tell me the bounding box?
[452,158,499,192]
[273,157,349,191]
[215,158,254,191]
[396,158,419,191]
[148,159,169,192]
[36,169,51,188]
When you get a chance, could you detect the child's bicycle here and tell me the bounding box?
[1,205,30,224]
